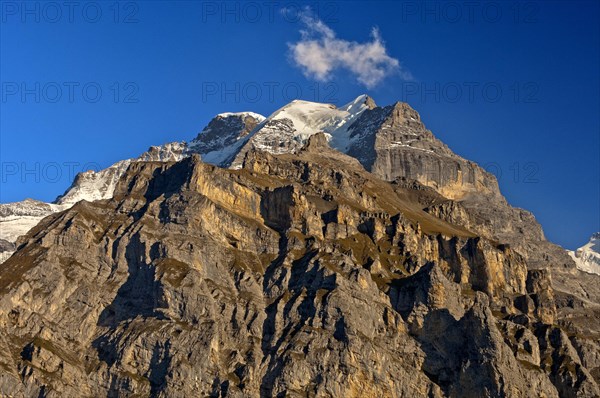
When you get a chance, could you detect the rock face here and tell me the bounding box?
[188,112,265,165]
[346,102,500,201]
[0,134,599,397]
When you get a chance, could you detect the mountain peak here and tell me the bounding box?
[568,232,600,275]
[341,94,376,112]
[391,100,417,112]
[216,112,266,122]
[188,112,264,159]
[354,94,377,109]
[364,95,377,109]
[225,96,374,167]
[389,101,421,125]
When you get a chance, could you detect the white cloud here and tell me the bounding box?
[288,13,411,88]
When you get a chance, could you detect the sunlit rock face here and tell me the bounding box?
[1,134,599,397]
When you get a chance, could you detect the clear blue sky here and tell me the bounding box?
[1,1,598,250]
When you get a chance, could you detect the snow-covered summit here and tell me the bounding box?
[568,233,600,275]
[222,95,374,166]
[340,94,377,113]
[216,112,266,122]
[0,198,64,219]
[265,94,374,139]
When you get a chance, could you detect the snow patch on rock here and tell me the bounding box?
[568,233,600,275]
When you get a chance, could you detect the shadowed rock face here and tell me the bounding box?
[347,102,501,202]
[0,136,598,397]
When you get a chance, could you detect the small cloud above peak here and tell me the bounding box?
[287,11,411,89]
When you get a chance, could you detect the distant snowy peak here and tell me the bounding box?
[55,160,132,206]
[568,233,600,275]
[224,95,375,167]
[268,100,343,137]
[138,142,188,162]
[0,198,63,218]
[340,94,377,113]
[216,112,266,122]
[0,140,192,262]
[267,94,375,137]
[0,199,68,258]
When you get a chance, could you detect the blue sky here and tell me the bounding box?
[1,1,598,250]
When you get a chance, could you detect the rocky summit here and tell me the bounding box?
[0,97,599,397]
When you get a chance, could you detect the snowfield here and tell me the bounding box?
[568,233,600,275]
